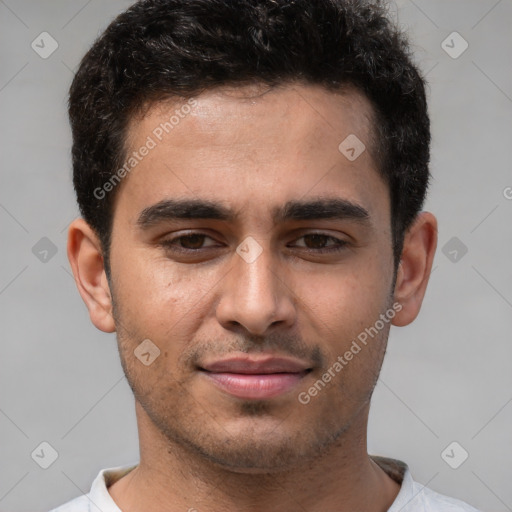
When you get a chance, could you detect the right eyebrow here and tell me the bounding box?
[137,199,237,229]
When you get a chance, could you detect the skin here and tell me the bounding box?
[68,82,437,512]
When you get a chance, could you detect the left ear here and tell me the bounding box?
[392,211,438,327]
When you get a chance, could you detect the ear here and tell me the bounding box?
[392,212,438,327]
[67,218,116,333]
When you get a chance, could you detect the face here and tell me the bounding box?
[107,83,396,472]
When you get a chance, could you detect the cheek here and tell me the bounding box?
[299,271,391,407]
[111,252,217,350]
[298,259,391,340]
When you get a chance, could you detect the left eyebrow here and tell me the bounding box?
[136,197,371,229]
[272,197,370,224]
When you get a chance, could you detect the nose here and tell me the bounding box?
[215,239,297,336]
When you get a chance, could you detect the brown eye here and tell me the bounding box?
[175,234,207,249]
[291,233,348,253]
[303,234,330,249]
[160,233,220,253]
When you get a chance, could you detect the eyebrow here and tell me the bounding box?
[137,197,370,228]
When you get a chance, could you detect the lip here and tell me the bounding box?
[199,356,312,400]
[200,356,311,374]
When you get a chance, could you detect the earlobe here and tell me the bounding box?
[391,212,438,327]
[67,218,116,333]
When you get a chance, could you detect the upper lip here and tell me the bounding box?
[199,355,312,374]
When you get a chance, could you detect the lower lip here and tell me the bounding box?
[201,371,308,400]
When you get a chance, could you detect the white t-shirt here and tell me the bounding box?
[48,457,481,512]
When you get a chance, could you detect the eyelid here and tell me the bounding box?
[159,230,350,254]
[160,229,348,242]
[160,231,221,248]
[289,232,347,246]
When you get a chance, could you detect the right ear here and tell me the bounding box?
[67,218,116,333]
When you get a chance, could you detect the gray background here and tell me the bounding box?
[0,1,511,511]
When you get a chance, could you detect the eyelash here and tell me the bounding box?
[159,232,348,255]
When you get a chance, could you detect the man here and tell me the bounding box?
[52,0,480,510]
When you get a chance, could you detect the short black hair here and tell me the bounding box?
[69,0,430,273]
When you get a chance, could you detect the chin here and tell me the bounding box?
[166,416,342,474]
[198,442,310,474]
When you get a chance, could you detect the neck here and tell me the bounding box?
[109,402,400,512]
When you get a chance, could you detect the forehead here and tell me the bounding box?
[115,82,388,227]
[128,82,376,154]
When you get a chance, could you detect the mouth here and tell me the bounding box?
[198,356,313,400]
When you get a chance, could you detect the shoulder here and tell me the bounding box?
[411,481,482,512]
[371,456,481,512]
[47,494,92,512]
[46,465,137,512]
